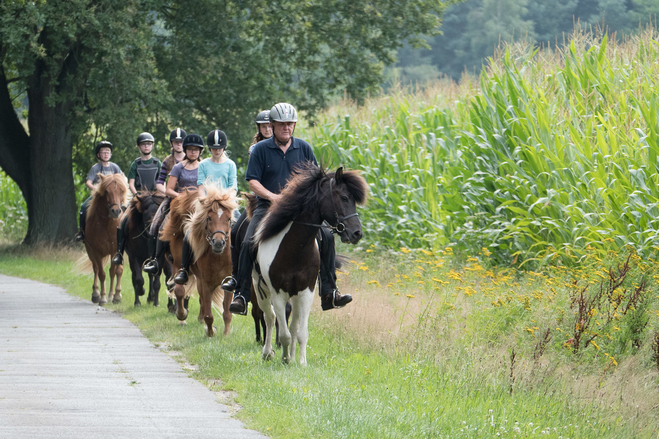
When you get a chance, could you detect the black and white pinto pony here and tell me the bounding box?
[252,164,368,365]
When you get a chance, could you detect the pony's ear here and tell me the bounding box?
[135,199,143,213]
[335,166,344,183]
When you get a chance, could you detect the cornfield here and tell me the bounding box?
[305,28,659,266]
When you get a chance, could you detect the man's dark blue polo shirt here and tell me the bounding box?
[245,136,317,207]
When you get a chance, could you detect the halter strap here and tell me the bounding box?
[205,217,229,244]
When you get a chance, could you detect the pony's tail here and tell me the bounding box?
[335,254,349,270]
[211,286,225,311]
[166,275,197,299]
[73,254,111,274]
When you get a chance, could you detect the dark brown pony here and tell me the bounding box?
[162,185,238,336]
[122,192,168,306]
[83,173,128,305]
[253,165,368,364]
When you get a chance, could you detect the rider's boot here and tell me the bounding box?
[75,204,87,242]
[221,243,239,291]
[229,294,247,315]
[143,235,159,274]
[174,236,193,285]
[321,289,352,311]
[111,222,126,265]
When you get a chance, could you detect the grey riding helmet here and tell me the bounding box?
[255,110,270,124]
[169,128,187,142]
[269,103,297,123]
[95,141,113,156]
[136,132,155,145]
[206,130,228,149]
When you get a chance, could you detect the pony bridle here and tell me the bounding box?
[327,178,358,234]
[205,216,228,245]
[294,177,358,233]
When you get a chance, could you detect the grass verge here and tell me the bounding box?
[1,244,658,438]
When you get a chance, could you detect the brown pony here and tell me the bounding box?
[161,185,238,336]
[84,173,128,305]
[160,189,199,321]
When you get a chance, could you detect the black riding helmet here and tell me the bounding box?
[95,141,113,156]
[206,130,228,149]
[255,110,270,125]
[169,128,187,142]
[136,132,155,145]
[182,133,205,152]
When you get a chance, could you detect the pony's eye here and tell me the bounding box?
[341,196,349,202]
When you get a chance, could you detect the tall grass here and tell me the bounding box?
[304,27,659,266]
[0,170,27,242]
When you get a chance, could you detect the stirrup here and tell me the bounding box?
[143,258,159,274]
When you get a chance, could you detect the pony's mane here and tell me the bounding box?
[123,191,165,230]
[184,184,238,262]
[255,163,368,244]
[88,174,128,219]
[160,189,199,242]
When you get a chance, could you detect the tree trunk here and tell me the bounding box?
[22,72,77,245]
[0,62,77,245]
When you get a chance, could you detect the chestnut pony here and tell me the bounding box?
[253,165,368,364]
[83,173,128,305]
[161,185,238,336]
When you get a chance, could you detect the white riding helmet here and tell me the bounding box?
[269,103,298,123]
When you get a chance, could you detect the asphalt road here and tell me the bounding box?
[0,274,265,439]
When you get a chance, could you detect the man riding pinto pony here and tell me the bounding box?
[224,102,351,315]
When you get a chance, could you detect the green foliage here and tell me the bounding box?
[397,0,659,81]
[0,171,27,242]
[305,29,659,265]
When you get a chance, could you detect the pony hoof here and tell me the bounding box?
[134,301,141,307]
[113,297,122,304]
[99,299,107,306]
[262,350,275,361]
[91,293,100,304]
[205,326,217,337]
[178,320,187,326]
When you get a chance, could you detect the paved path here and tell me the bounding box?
[0,274,265,439]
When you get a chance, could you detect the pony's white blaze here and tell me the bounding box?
[217,208,223,220]
[253,221,316,365]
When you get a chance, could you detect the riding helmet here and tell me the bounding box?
[94,141,113,156]
[269,103,297,123]
[255,110,270,124]
[206,130,228,149]
[182,133,205,152]
[136,132,155,145]
[169,128,187,142]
